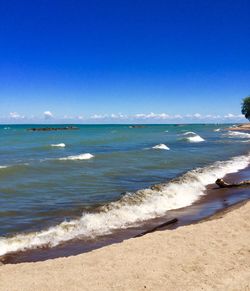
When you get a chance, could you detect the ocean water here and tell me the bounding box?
[0,123,250,256]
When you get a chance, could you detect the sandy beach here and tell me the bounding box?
[0,200,249,291]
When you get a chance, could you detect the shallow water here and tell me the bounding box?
[0,124,249,256]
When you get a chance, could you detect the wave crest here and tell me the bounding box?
[226,131,250,139]
[59,153,94,161]
[51,143,66,148]
[152,144,170,150]
[0,153,249,256]
[181,132,205,143]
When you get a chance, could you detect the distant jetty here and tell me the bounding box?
[28,126,79,132]
[129,125,146,128]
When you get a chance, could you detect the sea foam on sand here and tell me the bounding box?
[0,202,249,290]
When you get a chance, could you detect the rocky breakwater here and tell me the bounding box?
[28,126,79,132]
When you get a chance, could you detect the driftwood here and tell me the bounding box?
[216,178,250,188]
[136,218,178,237]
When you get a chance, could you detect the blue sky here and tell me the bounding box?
[0,0,249,123]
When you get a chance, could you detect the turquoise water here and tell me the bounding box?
[0,124,250,256]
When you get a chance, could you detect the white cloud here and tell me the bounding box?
[224,113,234,118]
[193,113,201,118]
[44,111,53,119]
[63,115,74,120]
[173,114,183,119]
[90,113,128,120]
[90,114,108,119]
[134,112,171,119]
[224,113,244,119]
[88,112,244,122]
[110,113,128,119]
[9,112,24,119]
[3,111,245,123]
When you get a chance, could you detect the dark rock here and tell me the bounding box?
[28,126,79,132]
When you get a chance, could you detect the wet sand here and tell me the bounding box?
[0,199,249,290]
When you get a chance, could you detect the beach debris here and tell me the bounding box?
[136,218,178,237]
[216,178,250,188]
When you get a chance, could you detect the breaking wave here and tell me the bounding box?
[181,132,205,143]
[152,144,170,150]
[51,143,66,148]
[0,152,250,256]
[226,131,250,139]
[59,153,94,161]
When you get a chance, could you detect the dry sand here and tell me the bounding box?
[0,201,250,291]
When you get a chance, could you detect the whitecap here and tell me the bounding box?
[59,153,94,161]
[51,143,66,148]
[1,152,249,256]
[181,132,205,142]
[152,144,170,150]
[182,131,196,136]
[214,128,221,132]
[226,131,250,139]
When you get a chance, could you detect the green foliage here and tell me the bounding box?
[241,96,250,121]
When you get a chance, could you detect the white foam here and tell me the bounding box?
[226,131,250,139]
[1,152,250,256]
[0,164,29,169]
[181,132,205,142]
[214,128,221,132]
[51,143,66,148]
[59,153,94,161]
[152,144,170,150]
[182,131,196,136]
[188,135,205,142]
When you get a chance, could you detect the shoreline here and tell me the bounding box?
[0,199,249,290]
[0,166,250,264]
[2,162,250,264]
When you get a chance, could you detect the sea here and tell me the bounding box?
[0,124,250,259]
